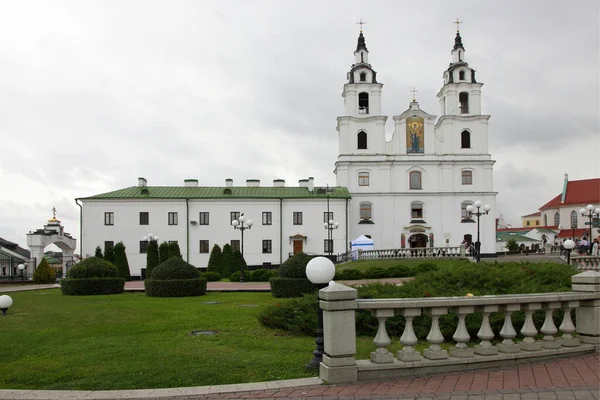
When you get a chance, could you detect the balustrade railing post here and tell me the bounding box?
[559,302,579,347]
[520,303,542,351]
[370,309,394,363]
[449,306,474,357]
[474,305,498,355]
[540,302,561,349]
[398,308,422,361]
[497,304,521,353]
[319,282,358,383]
[423,307,448,360]
[572,271,600,349]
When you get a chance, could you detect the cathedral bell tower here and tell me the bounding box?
[336,27,387,178]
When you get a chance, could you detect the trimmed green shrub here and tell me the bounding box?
[334,268,363,280]
[257,294,317,335]
[33,258,56,284]
[206,244,223,275]
[61,278,125,295]
[113,242,131,281]
[145,257,206,297]
[104,243,116,265]
[146,240,160,278]
[249,269,277,282]
[159,242,170,264]
[229,271,241,282]
[221,244,234,278]
[270,252,315,298]
[363,267,388,279]
[385,265,412,278]
[94,246,103,258]
[202,271,222,282]
[233,250,247,274]
[414,262,438,274]
[61,257,124,295]
[168,242,182,258]
[67,257,118,279]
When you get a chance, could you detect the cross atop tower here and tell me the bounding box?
[356,19,366,33]
[52,206,57,219]
[454,18,462,32]
[410,87,418,102]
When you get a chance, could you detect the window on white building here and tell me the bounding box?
[357,131,367,149]
[358,172,369,186]
[293,212,303,225]
[324,239,333,253]
[570,210,577,228]
[262,212,272,225]
[462,170,473,185]
[104,212,114,226]
[461,201,474,222]
[231,240,240,253]
[409,171,422,190]
[360,202,372,221]
[411,202,424,220]
[230,212,240,224]
[459,92,469,114]
[199,212,209,225]
[262,240,272,254]
[168,212,178,225]
[199,240,209,253]
[554,212,560,226]
[139,212,149,225]
[461,131,471,148]
[139,241,149,253]
[358,92,369,114]
[324,212,333,223]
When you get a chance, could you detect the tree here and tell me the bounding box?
[221,244,234,278]
[33,258,56,284]
[104,243,116,265]
[168,241,182,259]
[232,250,247,275]
[146,240,160,278]
[206,244,223,275]
[113,242,131,281]
[94,246,103,259]
[506,238,519,252]
[158,241,170,265]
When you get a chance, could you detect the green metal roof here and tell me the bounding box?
[79,186,352,200]
[496,233,539,242]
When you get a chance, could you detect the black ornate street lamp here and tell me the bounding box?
[232,213,253,283]
[305,256,336,370]
[466,200,491,263]
[579,205,599,255]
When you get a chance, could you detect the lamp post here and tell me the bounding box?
[466,201,491,263]
[563,239,575,265]
[0,295,13,315]
[323,220,339,257]
[305,256,336,370]
[231,213,253,283]
[579,205,600,255]
[142,233,159,243]
[17,264,26,284]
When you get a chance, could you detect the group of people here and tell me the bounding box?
[562,236,600,256]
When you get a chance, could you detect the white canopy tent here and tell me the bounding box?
[351,235,374,260]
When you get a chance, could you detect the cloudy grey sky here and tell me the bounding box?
[1,0,599,250]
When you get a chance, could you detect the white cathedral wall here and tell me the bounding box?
[81,197,349,276]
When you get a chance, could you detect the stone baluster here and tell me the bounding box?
[424,307,448,359]
[497,304,521,353]
[520,303,542,351]
[370,309,394,363]
[559,301,579,347]
[449,306,474,357]
[474,305,498,355]
[573,271,600,347]
[397,308,422,361]
[540,302,561,349]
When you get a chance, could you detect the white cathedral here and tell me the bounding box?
[77,27,497,277]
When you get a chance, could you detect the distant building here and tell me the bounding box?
[0,237,31,279]
[521,211,541,228]
[539,174,600,240]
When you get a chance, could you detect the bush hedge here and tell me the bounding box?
[61,278,125,295]
[61,257,124,296]
[270,277,318,298]
[257,294,318,335]
[260,261,577,339]
[145,257,207,297]
[33,258,56,284]
[202,271,222,282]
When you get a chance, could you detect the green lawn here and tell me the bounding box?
[337,258,472,271]
[0,290,320,390]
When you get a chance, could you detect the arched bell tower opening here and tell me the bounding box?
[27,208,77,278]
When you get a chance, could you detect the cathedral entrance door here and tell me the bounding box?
[293,240,303,254]
[409,233,428,248]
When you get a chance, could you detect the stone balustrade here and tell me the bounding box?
[544,244,562,255]
[319,271,600,383]
[357,245,466,260]
[571,255,600,271]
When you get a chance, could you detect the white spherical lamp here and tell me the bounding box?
[587,204,594,211]
[305,256,336,285]
[563,239,575,250]
[231,220,239,227]
[239,214,246,223]
[0,295,13,315]
[483,204,492,213]
[247,220,254,227]
[466,205,474,213]
[474,200,482,208]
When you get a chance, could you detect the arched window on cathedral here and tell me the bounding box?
[459,70,465,80]
[459,92,469,114]
[461,130,471,148]
[360,202,372,221]
[409,171,422,190]
[358,92,369,114]
[411,201,424,221]
[359,72,366,82]
[570,210,577,228]
[461,170,473,185]
[357,131,367,149]
[358,172,369,186]
[554,212,560,226]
